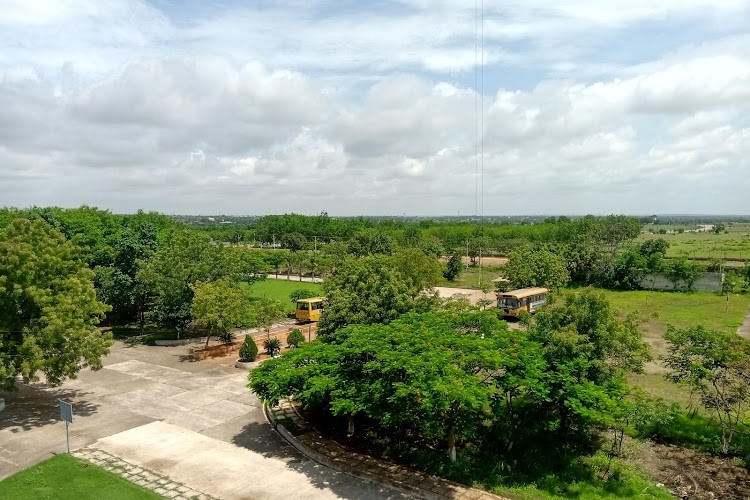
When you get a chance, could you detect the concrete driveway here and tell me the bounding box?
[0,342,411,499]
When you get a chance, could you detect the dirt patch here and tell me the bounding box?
[634,440,750,499]
[439,256,508,267]
[189,323,318,361]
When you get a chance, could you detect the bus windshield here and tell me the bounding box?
[500,297,519,308]
[296,302,309,310]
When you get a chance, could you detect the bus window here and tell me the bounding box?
[297,302,309,311]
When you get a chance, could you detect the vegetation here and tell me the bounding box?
[0,454,160,500]
[263,337,282,356]
[286,328,305,348]
[239,335,259,362]
[0,218,112,390]
[244,280,322,312]
[504,246,569,290]
[190,279,250,346]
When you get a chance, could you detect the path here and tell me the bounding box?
[0,342,411,499]
[435,287,494,306]
[267,274,323,283]
[738,302,750,340]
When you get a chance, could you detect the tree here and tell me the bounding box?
[664,326,750,454]
[250,298,285,340]
[391,248,443,298]
[348,230,393,257]
[290,288,316,303]
[664,257,703,291]
[251,311,546,462]
[0,219,112,390]
[443,254,463,281]
[505,246,570,290]
[265,251,286,279]
[280,232,307,252]
[529,291,651,442]
[317,255,418,338]
[639,238,669,257]
[190,279,250,347]
[138,228,238,330]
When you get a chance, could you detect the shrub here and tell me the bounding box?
[239,335,259,362]
[219,331,236,345]
[263,338,282,356]
[287,328,305,348]
[290,289,316,303]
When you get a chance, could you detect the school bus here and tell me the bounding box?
[295,297,326,323]
[497,287,549,318]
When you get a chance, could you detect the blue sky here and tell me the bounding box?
[1,0,749,215]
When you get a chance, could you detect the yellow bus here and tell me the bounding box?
[295,297,326,323]
[497,287,549,318]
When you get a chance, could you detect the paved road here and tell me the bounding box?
[267,274,323,283]
[0,342,411,499]
[739,302,750,340]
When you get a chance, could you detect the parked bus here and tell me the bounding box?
[497,287,549,318]
[295,297,326,323]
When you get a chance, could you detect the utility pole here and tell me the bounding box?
[272,233,276,248]
[466,238,470,269]
[314,236,317,252]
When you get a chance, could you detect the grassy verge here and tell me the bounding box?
[242,279,323,312]
[0,454,160,500]
[445,265,504,289]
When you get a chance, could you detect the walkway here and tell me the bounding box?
[268,399,508,500]
[0,342,411,499]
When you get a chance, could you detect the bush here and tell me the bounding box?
[287,328,305,348]
[219,331,236,345]
[263,337,282,356]
[239,335,259,362]
[290,289,316,303]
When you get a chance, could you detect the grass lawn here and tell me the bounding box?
[0,454,159,500]
[445,266,504,289]
[243,278,323,312]
[579,288,750,405]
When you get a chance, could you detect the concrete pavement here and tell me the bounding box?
[0,341,411,499]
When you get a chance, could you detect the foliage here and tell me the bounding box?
[0,454,161,500]
[243,280,322,312]
[664,326,750,454]
[137,228,238,330]
[263,337,282,355]
[317,255,427,338]
[289,288,316,303]
[663,257,703,291]
[528,291,651,443]
[280,232,307,251]
[190,279,249,347]
[505,246,570,290]
[391,248,443,297]
[249,298,286,338]
[443,254,463,281]
[239,335,259,362]
[286,328,305,347]
[639,238,669,257]
[347,229,393,257]
[0,218,112,390]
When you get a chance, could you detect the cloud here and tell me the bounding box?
[0,1,749,214]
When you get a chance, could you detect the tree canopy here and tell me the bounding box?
[0,218,112,390]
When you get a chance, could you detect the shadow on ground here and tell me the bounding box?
[0,385,99,432]
[230,420,414,499]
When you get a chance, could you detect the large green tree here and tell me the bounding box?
[505,246,570,290]
[317,255,426,338]
[0,219,112,390]
[191,279,250,347]
[138,228,238,330]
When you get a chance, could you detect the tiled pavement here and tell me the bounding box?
[73,448,217,500]
[268,399,507,500]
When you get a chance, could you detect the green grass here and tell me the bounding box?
[0,455,160,500]
[446,266,504,289]
[243,278,323,312]
[639,223,750,261]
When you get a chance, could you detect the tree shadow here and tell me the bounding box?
[230,420,413,499]
[0,384,100,433]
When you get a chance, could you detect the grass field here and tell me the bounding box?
[639,223,750,261]
[446,266,505,289]
[0,455,159,500]
[584,288,750,405]
[243,278,323,312]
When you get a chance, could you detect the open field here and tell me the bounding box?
[243,279,323,312]
[639,222,750,261]
[0,455,159,500]
[446,265,505,289]
[583,288,750,405]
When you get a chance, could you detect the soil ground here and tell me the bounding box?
[633,439,750,499]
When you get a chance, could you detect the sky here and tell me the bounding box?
[1,0,749,216]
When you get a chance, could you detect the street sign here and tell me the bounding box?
[60,401,73,453]
[60,401,73,423]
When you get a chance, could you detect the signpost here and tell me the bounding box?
[60,401,73,453]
